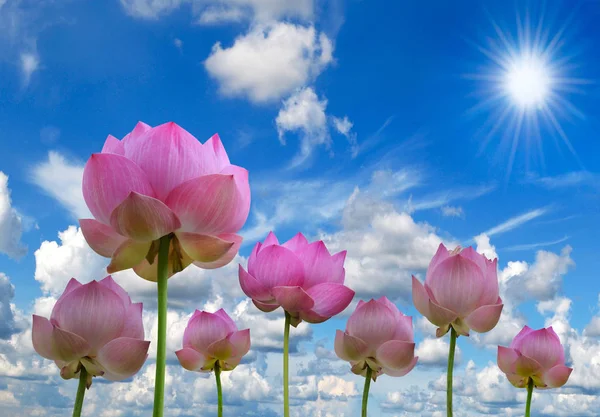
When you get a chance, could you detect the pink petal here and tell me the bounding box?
[459,247,489,275]
[51,281,126,353]
[305,283,354,318]
[253,299,279,313]
[427,299,458,328]
[299,310,328,324]
[183,311,230,353]
[53,278,83,308]
[376,340,416,370]
[510,326,535,350]
[96,337,150,381]
[222,355,243,371]
[206,337,236,360]
[518,327,565,369]
[176,232,235,263]
[425,243,450,283]
[101,135,125,155]
[176,347,207,372]
[459,248,500,306]
[82,153,155,225]
[228,329,251,357]
[192,233,242,269]
[331,251,347,271]
[281,232,309,254]
[123,122,205,200]
[272,286,315,313]
[249,245,304,289]
[298,241,344,288]
[464,302,504,333]
[121,121,151,145]
[334,330,369,362]
[542,365,572,388]
[213,309,237,334]
[412,276,431,318]
[99,275,131,306]
[120,303,144,339]
[80,219,127,258]
[203,134,231,171]
[346,300,397,351]
[506,373,528,388]
[239,265,273,302]
[248,242,262,267]
[110,192,181,241]
[106,239,152,274]
[426,255,486,317]
[514,354,543,377]
[382,356,418,377]
[394,316,414,342]
[32,315,90,362]
[164,169,250,235]
[262,231,280,248]
[497,346,519,374]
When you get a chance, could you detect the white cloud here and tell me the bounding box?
[441,205,464,218]
[276,87,330,167]
[416,337,462,366]
[173,37,183,50]
[482,207,548,237]
[331,116,358,158]
[120,0,313,24]
[31,151,89,219]
[0,172,27,259]
[205,23,333,103]
[0,273,17,339]
[474,233,498,260]
[20,51,39,85]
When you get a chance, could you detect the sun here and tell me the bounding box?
[505,53,551,110]
[466,10,589,179]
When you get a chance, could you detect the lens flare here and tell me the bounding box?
[466,9,590,180]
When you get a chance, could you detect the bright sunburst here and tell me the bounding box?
[467,9,590,179]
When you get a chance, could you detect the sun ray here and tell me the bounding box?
[468,6,590,179]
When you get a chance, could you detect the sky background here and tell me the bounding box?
[1,0,599,416]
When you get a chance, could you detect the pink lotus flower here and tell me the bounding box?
[335,297,418,380]
[498,326,572,389]
[80,121,250,281]
[176,309,250,372]
[32,277,150,386]
[412,244,503,337]
[238,232,355,326]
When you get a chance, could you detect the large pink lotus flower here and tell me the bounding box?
[238,232,355,326]
[80,121,251,281]
[412,243,503,337]
[176,309,250,372]
[498,326,572,389]
[335,297,418,380]
[32,277,150,387]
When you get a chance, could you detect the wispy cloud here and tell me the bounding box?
[441,205,464,218]
[504,236,570,251]
[482,207,549,237]
[527,171,599,189]
[405,184,495,213]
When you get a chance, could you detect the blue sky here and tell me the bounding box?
[0,0,599,416]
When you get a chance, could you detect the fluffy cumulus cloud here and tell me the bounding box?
[0,172,27,259]
[0,273,18,339]
[205,23,333,103]
[120,0,313,23]
[30,152,89,219]
[276,87,330,166]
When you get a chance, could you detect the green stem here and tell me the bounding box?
[152,235,171,417]
[525,378,534,417]
[283,311,291,417]
[215,362,223,417]
[361,367,373,417]
[72,367,88,417]
[447,327,457,417]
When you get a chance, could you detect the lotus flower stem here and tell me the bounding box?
[447,327,457,417]
[152,235,171,417]
[361,367,372,417]
[525,378,534,417]
[215,362,223,417]
[283,311,291,417]
[72,367,88,417]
